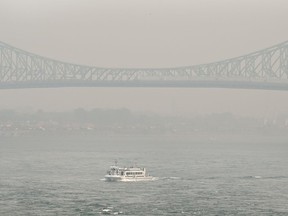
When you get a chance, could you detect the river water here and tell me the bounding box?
[1,134,288,215]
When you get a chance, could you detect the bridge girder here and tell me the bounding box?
[0,41,288,90]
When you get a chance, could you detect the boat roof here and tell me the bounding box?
[109,166,144,171]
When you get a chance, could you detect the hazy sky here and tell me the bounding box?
[1,0,288,117]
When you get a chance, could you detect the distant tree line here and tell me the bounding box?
[0,108,287,134]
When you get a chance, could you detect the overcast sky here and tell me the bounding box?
[1,0,288,117]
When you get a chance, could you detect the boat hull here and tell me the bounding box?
[104,175,155,182]
[104,175,123,182]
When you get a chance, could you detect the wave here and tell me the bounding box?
[160,177,182,181]
[240,175,288,180]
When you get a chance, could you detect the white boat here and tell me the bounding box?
[104,162,154,182]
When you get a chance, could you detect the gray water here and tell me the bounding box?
[1,134,288,215]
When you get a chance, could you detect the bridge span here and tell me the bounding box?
[1,41,288,90]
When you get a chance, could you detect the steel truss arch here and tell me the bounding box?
[1,41,288,90]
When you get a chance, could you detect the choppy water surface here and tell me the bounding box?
[1,135,288,215]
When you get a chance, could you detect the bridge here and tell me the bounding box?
[0,41,288,90]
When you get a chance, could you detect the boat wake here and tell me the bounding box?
[160,176,183,181]
[102,177,159,182]
[100,206,124,215]
[120,177,159,182]
[241,175,288,180]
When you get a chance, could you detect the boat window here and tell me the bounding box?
[125,172,142,175]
